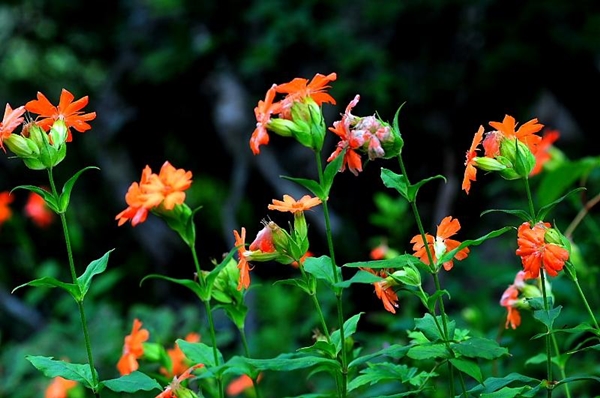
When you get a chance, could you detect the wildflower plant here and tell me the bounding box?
[3,73,600,397]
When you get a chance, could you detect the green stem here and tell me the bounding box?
[550,333,571,398]
[314,153,346,398]
[48,169,99,395]
[237,327,263,398]
[299,267,330,338]
[539,271,553,398]
[571,276,600,330]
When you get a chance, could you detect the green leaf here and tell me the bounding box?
[331,313,363,355]
[297,340,337,359]
[10,185,60,213]
[381,168,446,203]
[449,357,483,383]
[413,313,454,342]
[58,166,100,212]
[467,372,541,396]
[303,255,341,288]
[391,103,405,153]
[438,226,514,265]
[321,147,345,197]
[406,343,448,360]
[177,340,224,368]
[334,269,382,288]
[280,176,325,199]
[348,343,410,369]
[203,246,239,299]
[536,187,586,221]
[532,306,562,330]
[77,249,114,300]
[537,157,599,207]
[226,353,340,373]
[12,277,79,299]
[26,356,97,390]
[348,362,421,391]
[451,337,509,360]
[343,254,428,271]
[140,274,205,301]
[480,208,531,223]
[273,277,312,294]
[101,371,162,393]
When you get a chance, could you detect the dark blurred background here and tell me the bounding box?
[1,0,600,395]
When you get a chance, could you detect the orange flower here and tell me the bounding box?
[327,95,363,176]
[267,194,322,213]
[160,332,201,378]
[410,216,469,271]
[156,364,203,398]
[0,191,14,228]
[117,318,150,376]
[530,129,560,176]
[516,221,569,278]
[24,191,54,228]
[226,372,263,396]
[233,227,252,290]
[462,125,485,195]
[142,161,193,210]
[248,224,276,252]
[361,268,399,314]
[45,376,77,398]
[275,72,337,118]
[370,241,389,260]
[25,89,96,142]
[250,84,280,155]
[500,284,521,329]
[0,103,26,151]
[115,166,153,227]
[486,115,543,157]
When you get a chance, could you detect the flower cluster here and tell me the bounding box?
[516,221,570,278]
[115,161,193,227]
[462,115,554,194]
[0,88,96,170]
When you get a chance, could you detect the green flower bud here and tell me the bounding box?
[473,156,507,172]
[175,387,199,398]
[390,263,422,287]
[3,134,39,158]
[500,138,535,178]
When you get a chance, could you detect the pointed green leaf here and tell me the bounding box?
[381,168,446,203]
[26,356,97,389]
[297,340,337,359]
[536,187,586,221]
[414,313,453,342]
[480,208,531,223]
[334,269,383,288]
[59,166,100,212]
[451,337,509,360]
[450,357,483,383]
[467,373,541,395]
[537,157,599,207]
[140,274,205,301]
[321,148,345,197]
[177,340,224,368]
[407,343,448,360]
[331,313,363,355]
[438,226,513,265]
[532,306,562,330]
[348,362,418,391]
[391,103,405,153]
[343,254,428,271]
[10,185,60,213]
[304,255,341,288]
[280,176,325,200]
[226,353,339,373]
[77,249,114,299]
[12,277,79,299]
[101,371,162,393]
[348,343,410,369]
[273,277,312,294]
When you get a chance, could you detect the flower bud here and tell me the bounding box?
[176,387,200,398]
[499,138,535,178]
[390,264,422,287]
[473,156,507,172]
[269,99,326,152]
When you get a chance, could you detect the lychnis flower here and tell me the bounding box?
[410,216,469,271]
[117,318,150,375]
[361,268,399,314]
[515,221,570,278]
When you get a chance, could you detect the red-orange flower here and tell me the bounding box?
[25,89,96,142]
[462,125,485,195]
[226,373,264,396]
[115,166,153,227]
[530,129,560,176]
[327,95,363,176]
[45,376,77,398]
[24,191,54,228]
[500,284,521,329]
[117,318,150,376]
[361,268,399,314]
[267,194,322,213]
[156,364,203,398]
[410,216,469,271]
[275,72,337,118]
[0,103,26,152]
[250,85,280,155]
[142,161,193,210]
[515,221,569,278]
[233,227,252,290]
[160,332,201,378]
[0,191,14,228]
[248,224,276,252]
[486,115,543,157]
